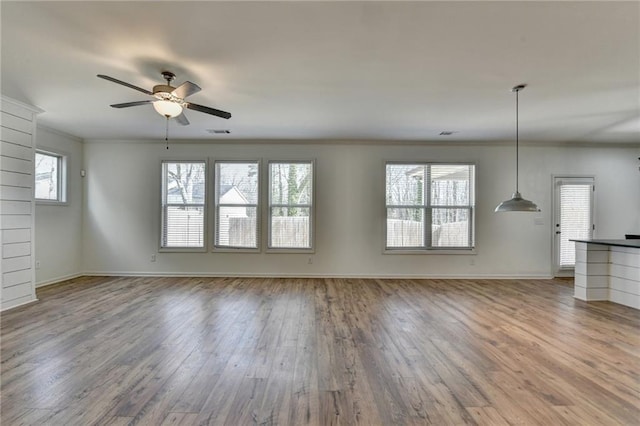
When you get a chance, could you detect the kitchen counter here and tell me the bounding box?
[571,239,639,309]
[571,239,640,249]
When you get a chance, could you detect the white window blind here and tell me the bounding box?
[385,163,475,250]
[268,161,313,249]
[35,151,65,202]
[559,184,593,267]
[215,161,259,249]
[161,161,206,249]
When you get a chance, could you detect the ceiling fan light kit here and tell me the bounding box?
[97,71,231,125]
[495,84,540,213]
[153,100,183,118]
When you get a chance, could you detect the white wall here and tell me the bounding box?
[81,140,640,278]
[34,126,83,286]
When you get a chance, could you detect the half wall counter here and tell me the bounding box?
[572,239,640,309]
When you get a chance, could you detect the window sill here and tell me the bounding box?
[266,248,315,254]
[36,200,68,206]
[384,248,476,255]
[212,247,261,253]
[158,247,207,253]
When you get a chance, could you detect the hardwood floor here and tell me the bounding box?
[1,276,639,425]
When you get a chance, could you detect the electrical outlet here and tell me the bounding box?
[308,257,313,265]
[150,254,156,262]
[35,260,41,269]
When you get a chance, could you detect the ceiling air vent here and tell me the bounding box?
[206,129,231,134]
[439,131,457,136]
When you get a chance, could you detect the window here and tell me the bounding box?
[268,161,314,249]
[161,161,206,249]
[385,163,475,250]
[214,161,260,249]
[35,151,65,202]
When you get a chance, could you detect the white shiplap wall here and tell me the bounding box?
[1,96,41,310]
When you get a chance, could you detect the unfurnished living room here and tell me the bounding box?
[1,1,639,425]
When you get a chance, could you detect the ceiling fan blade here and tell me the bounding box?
[97,74,153,95]
[172,81,201,99]
[186,102,231,119]
[175,112,190,126]
[110,100,153,108]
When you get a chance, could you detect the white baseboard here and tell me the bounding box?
[82,271,555,280]
[36,272,84,288]
[1,295,38,312]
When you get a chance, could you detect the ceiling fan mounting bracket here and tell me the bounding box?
[161,71,176,84]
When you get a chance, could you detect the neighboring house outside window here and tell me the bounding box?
[35,150,66,203]
[161,160,206,250]
[214,161,260,249]
[385,162,475,251]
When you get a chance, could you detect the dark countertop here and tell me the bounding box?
[571,239,640,249]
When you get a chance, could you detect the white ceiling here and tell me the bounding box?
[1,1,638,143]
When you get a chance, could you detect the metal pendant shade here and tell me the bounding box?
[495,84,540,213]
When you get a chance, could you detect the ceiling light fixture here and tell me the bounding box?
[153,100,183,118]
[495,84,540,213]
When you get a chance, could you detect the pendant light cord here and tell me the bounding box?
[165,116,170,150]
[515,88,519,193]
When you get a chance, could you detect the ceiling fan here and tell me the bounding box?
[97,71,231,125]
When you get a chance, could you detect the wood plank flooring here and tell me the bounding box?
[1,276,639,425]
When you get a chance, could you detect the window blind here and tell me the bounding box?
[268,162,313,249]
[559,184,592,267]
[161,161,206,249]
[214,161,260,249]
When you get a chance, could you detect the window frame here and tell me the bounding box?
[212,159,262,252]
[35,149,67,205]
[266,159,316,253]
[384,161,476,254]
[159,159,208,252]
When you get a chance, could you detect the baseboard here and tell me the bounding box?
[82,271,555,280]
[1,296,38,312]
[36,272,84,288]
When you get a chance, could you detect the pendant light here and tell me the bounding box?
[495,84,540,212]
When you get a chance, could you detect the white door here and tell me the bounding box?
[553,177,595,276]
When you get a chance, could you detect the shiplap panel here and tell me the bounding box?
[0,155,32,174]
[2,255,30,273]
[1,127,32,147]
[609,289,640,310]
[1,228,30,244]
[0,171,32,188]
[0,201,31,215]
[1,112,32,134]
[1,283,32,302]
[1,142,32,160]
[1,215,31,229]
[611,248,640,267]
[610,264,640,281]
[1,96,36,311]
[2,242,30,258]
[610,276,640,295]
[0,101,33,121]
[0,186,32,201]
[3,268,31,287]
